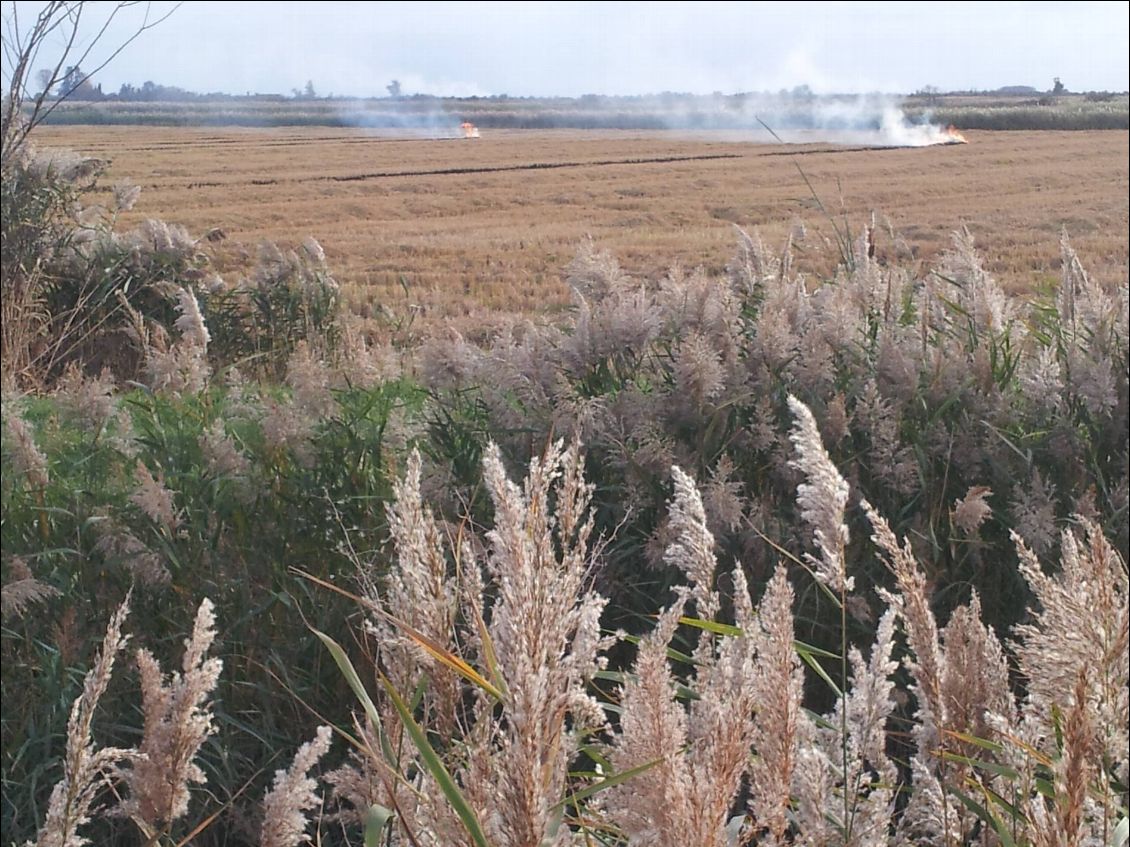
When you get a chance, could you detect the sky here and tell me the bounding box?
[4,1,1129,98]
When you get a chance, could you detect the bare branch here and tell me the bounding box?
[2,1,180,164]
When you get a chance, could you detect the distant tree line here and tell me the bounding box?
[36,68,1129,108]
[38,66,234,101]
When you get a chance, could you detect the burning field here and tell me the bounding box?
[37,123,1127,324]
[940,125,968,144]
[751,102,970,147]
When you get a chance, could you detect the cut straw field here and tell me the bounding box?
[37,125,1129,328]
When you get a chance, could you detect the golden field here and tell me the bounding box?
[37,125,1130,327]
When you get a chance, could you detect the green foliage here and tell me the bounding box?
[0,378,423,844]
[201,242,342,381]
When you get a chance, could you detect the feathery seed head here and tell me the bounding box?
[787,395,852,593]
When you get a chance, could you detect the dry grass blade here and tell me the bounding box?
[378,674,490,847]
[297,568,503,700]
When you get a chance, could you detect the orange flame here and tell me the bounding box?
[943,125,967,144]
[460,121,480,139]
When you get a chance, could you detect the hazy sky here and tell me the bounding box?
[5,1,1129,97]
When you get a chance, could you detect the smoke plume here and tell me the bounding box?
[331,91,965,146]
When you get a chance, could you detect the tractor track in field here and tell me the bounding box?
[176,144,933,190]
[179,152,744,188]
[758,143,966,156]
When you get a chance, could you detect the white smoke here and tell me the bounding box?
[658,92,963,147]
[788,98,961,147]
[333,97,467,139]
[327,91,962,147]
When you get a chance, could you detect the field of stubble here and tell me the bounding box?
[38,125,1129,327]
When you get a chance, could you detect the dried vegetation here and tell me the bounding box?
[3,119,1128,846]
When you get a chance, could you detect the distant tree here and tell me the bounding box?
[386,79,402,97]
[59,64,101,100]
[918,84,940,105]
[60,64,84,96]
[1052,77,1066,95]
[35,68,55,97]
[115,79,196,102]
[303,79,316,99]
